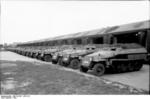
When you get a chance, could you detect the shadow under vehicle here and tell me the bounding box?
[80,44,148,76]
[60,46,98,69]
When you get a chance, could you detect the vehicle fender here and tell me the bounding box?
[71,54,78,58]
[92,56,106,62]
[92,57,109,67]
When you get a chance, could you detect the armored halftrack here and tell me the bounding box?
[24,49,32,57]
[80,44,148,76]
[30,50,40,58]
[39,48,62,62]
[51,48,76,64]
[61,46,98,69]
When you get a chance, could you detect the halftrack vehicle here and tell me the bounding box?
[39,47,62,62]
[80,44,148,76]
[51,48,76,64]
[24,49,32,57]
[61,46,98,69]
[30,50,41,58]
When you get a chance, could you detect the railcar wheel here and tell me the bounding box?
[43,55,52,62]
[93,63,105,76]
[80,66,88,73]
[70,59,80,69]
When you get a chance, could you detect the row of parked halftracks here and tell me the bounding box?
[6,43,149,76]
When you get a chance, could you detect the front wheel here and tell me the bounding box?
[80,66,88,73]
[43,55,52,62]
[93,63,105,76]
[69,59,80,69]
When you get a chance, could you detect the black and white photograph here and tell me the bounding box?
[0,0,150,97]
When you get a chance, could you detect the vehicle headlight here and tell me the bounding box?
[63,57,69,61]
[82,60,90,64]
[53,54,57,58]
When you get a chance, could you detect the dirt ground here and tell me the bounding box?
[0,51,149,94]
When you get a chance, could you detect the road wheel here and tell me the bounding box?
[93,63,105,76]
[134,61,143,71]
[121,63,128,72]
[43,55,52,62]
[116,64,122,73]
[80,66,88,73]
[69,59,80,69]
[128,62,134,72]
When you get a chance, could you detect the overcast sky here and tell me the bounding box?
[1,1,149,44]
